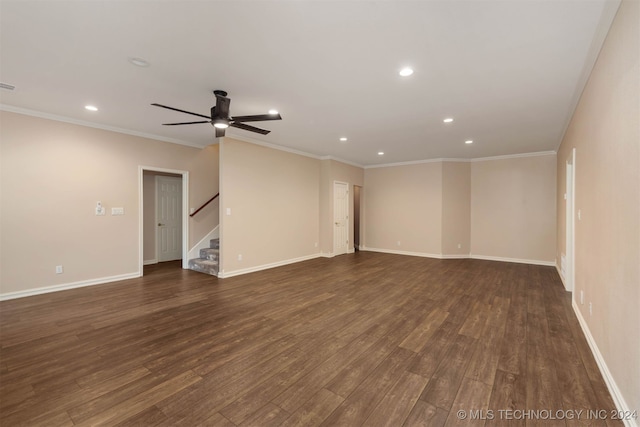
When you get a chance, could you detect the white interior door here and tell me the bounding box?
[333,181,349,256]
[156,175,183,262]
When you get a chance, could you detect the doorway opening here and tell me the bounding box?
[333,181,349,256]
[564,148,576,292]
[354,185,362,252]
[139,166,189,275]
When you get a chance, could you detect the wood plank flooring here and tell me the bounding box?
[0,253,621,426]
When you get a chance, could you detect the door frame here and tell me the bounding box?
[139,166,189,274]
[333,180,349,256]
[565,148,576,292]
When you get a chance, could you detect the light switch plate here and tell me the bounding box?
[96,201,105,216]
[111,207,124,215]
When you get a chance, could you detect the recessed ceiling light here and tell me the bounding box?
[268,109,279,115]
[443,118,454,123]
[339,137,348,142]
[128,57,150,67]
[465,140,473,144]
[378,151,385,156]
[85,105,98,112]
[399,67,414,77]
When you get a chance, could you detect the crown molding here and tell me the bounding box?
[2,104,557,167]
[222,135,364,168]
[470,150,557,162]
[0,104,203,149]
[364,157,470,169]
[365,151,557,169]
[318,155,365,168]
[555,0,622,152]
[221,133,324,161]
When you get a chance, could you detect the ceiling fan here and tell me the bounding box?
[152,90,282,137]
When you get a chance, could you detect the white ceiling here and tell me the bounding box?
[0,0,620,166]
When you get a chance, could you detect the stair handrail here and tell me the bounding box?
[190,192,219,217]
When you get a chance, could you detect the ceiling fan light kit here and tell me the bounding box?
[213,119,229,129]
[151,90,282,138]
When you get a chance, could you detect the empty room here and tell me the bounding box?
[0,1,638,426]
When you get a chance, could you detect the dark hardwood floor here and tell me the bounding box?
[0,253,620,426]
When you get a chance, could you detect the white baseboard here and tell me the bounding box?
[469,254,556,266]
[320,250,355,258]
[360,247,556,267]
[572,300,638,427]
[219,253,322,278]
[143,259,158,266]
[0,272,141,301]
[556,262,567,288]
[361,246,443,259]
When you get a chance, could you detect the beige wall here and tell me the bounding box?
[0,111,219,295]
[319,159,364,255]
[364,156,555,261]
[557,0,639,412]
[442,162,471,255]
[364,162,443,255]
[219,138,320,275]
[471,154,556,263]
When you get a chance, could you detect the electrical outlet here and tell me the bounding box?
[238,254,242,261]
[457,243,461,249]
[580,290,584,305]
[55,265,63,274]
[314,242,318,248]
[397,241,401,246]
[589,302,593,316]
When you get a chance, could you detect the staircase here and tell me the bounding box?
[188,238,219,276]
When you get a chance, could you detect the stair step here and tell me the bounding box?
[199,248,219,261]
[210,238,220,249]
[188,258,218,276]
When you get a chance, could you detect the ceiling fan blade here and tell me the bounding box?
[162,121,211,126]
[215,95,231,119]
[151,103,211,120]
[215,127,226,138]
[230,122,271,135]
[231,113,282,123]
